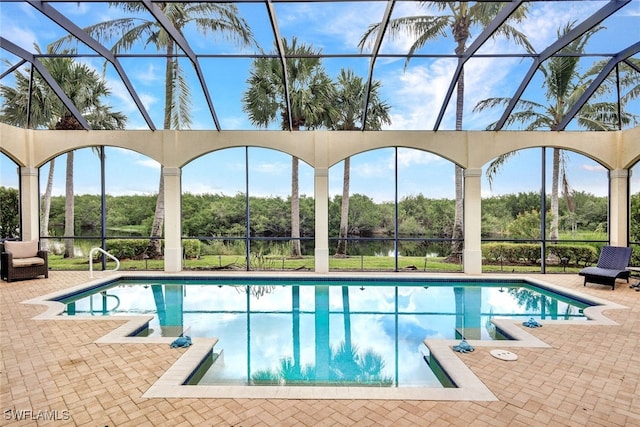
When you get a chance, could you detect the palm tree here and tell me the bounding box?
[474,23,635,240]
[619,59,640,109]
[331,69,391,257]
[55,2,255,257]
[1,51,58,248]
[243,37,337,258]
[0,45,126,257]
[585,57,640,128]
[359,2,531,261]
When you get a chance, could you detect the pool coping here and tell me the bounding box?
[21,271,628,401]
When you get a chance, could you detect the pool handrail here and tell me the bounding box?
[89,247,120,278]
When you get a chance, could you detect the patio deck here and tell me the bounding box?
[2,271,639,426]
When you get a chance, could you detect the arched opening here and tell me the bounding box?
[630,161,640,266]
[481,147,609,273]
[39,146,162,271]
[0,152,20,240]
[181,147,314,271]
[328,147,462,273]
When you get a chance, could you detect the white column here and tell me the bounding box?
[163,167,182,272]
[314,167,329,273]
[609,169,629,247]
[463,168,483,274]
[20,166,40,242]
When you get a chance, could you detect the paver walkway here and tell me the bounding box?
[1,272,639,426]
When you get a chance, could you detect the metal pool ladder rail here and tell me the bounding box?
[89,247,120,278]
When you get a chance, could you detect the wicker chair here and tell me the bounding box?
[1,240,49,282]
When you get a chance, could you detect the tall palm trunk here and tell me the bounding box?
[56,113,84,258]
[548,115,561,241]
[448,34,467,262]
[550,148,560,240]
[147,40,176,258]
[291,156,301,257]
[335,157,351,256]
[148,171,165,257]
[41,158,55,251]
[64,151,74,258]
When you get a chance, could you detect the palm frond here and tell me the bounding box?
[167,60,192,130]
[1,43,127,131]
[485,150,520,189]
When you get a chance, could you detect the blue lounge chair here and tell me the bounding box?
[579,245,632,290]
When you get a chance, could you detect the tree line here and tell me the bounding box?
[1,186,624,243]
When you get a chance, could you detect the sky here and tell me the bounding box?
[1,1,639,202]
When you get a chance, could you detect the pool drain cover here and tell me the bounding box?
[490,349,518,361]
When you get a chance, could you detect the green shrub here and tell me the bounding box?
[631,247,640,267]
[483,242,599,266]
[546,244,597,266]
[105,239,160,259]
[507,210,542,239]
[182,239,201,259]
[198,240,247,256]
[482,243,521,264]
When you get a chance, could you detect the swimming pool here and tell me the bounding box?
[54,276,591,389]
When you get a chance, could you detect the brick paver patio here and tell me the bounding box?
[2,271,639,426]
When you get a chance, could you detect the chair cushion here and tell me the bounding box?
[12,257,46,267]
[579,266,629,279]
[4,240,38,258]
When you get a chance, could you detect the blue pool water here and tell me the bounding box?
[55,277,591,388]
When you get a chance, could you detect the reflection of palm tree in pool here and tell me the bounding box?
[561,303,574,320]
[234,285,276,298]
[251,341,392,386]
[252,284,390,386]
[509,288,560,319]
[151,285,166,325]
[342,286,352,352]
[292,286,301,379]
[151,284,184,335]
[454,287,482,340]
[332,287,392,384]
[251,358,311,385]
[316,286,331,380]
[330,342,392,385]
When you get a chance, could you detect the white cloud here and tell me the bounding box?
[3,26,38,54]
[182,181,226,195]
[139,92,159,111]
[377,2,446,54]
[137,158,161,170]
[135,63,163,86]
[105,78,139,113]
[353,159,391,178]
[252,161,288,175]
[311,3,389,52]
[580,163,607,173]
[221,115,249,129]
[372,1,612,131]
[56,2,91,17]
[622,1,640,17]
[381,60,455,130]
[274,1,426,55]
[518,2,604,52]
[396,149,443,168]
[104,74,158,129]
